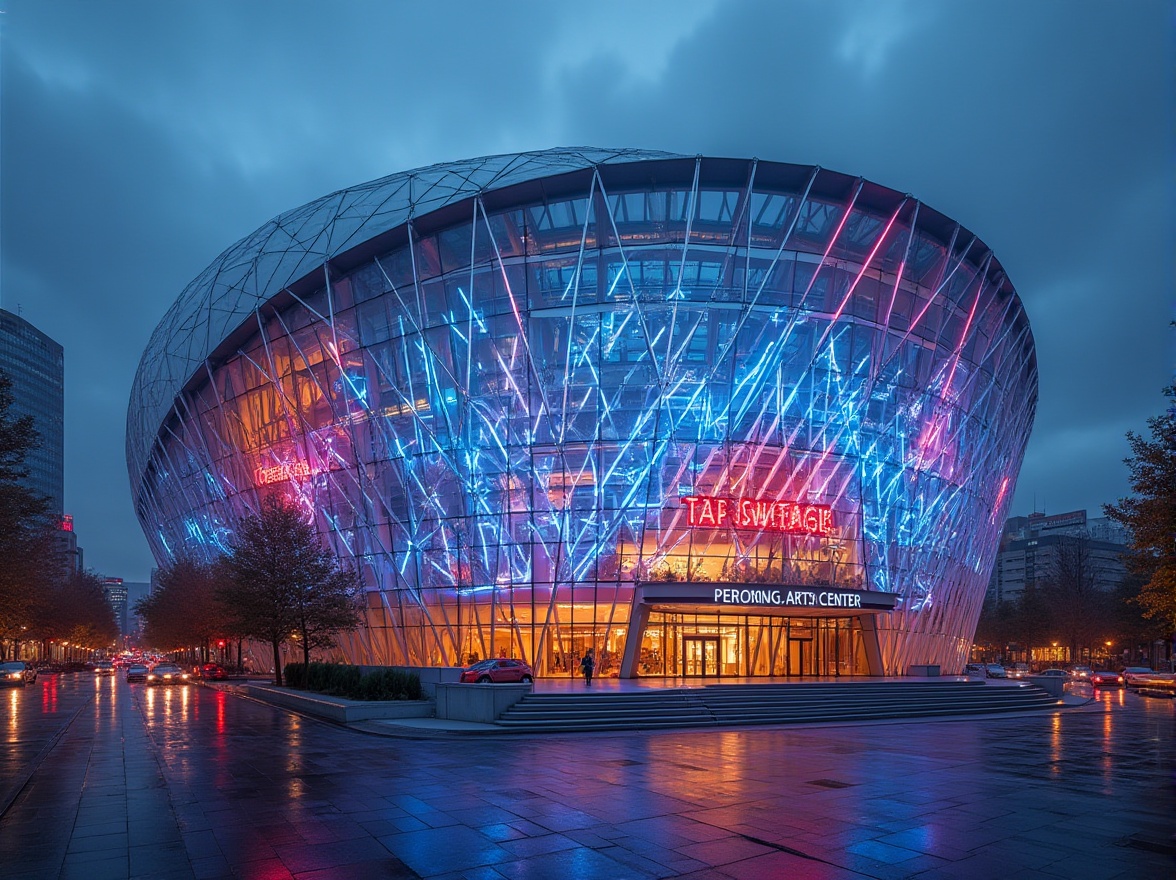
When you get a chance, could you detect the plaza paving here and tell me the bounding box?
[1,672,1173,879]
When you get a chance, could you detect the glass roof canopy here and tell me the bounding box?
[128,148,681,487]
[128,146,1028,498]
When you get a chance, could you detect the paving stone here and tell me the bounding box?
[1,675,1172,880]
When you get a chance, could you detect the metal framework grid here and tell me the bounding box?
[127,148,1037,675]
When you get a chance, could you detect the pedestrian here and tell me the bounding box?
[580,648,595,686]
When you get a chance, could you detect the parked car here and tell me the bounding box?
[198,663,228,681]
[459,658,535,684]
[1006,664,1030,679]
[125,664,149,683]
[1037,669,1068,677]
[146,663,191,686]
[94,660,116,675]
[1121,667,1156,687]
[964,664,985,677]
[1090,669,1124,687]
[0,661,36,686]
[985,664,1007,679]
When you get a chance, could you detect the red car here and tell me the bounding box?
[459,658,534,683]
[198,663,228,681]
[1089,670,1124,687]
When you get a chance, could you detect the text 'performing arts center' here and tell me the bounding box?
[128,148,1036,678]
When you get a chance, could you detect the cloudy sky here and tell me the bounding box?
[2,0,1172,582]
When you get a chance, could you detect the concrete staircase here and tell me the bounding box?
[495,680,1060,732]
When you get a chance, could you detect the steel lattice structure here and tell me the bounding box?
[128,148,1037,675]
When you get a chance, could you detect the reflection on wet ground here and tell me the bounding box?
[1,674,1172,878]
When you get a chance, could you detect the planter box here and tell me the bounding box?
[434,682,532,723]
[907,664,941,677]
[1025,675,1065,698]
[245,684,432,723]
[357,665,463,698]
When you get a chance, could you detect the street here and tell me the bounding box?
[1,673,1173,879]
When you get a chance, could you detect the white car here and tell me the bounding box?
[146,663,191,686]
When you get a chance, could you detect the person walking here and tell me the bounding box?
[580,648,595,686]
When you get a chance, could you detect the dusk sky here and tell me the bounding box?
[1,0,1172,583]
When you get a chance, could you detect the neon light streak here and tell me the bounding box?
[682,495,835,536]
[255,461,314,485]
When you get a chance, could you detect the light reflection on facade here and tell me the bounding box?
[129,149,1037,676]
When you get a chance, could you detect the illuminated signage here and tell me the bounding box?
[637,582,898,612]
[682,495,834,536]
[255,461,314,486]
[713,587,861,608]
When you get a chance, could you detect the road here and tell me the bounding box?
[1,672,1173,879]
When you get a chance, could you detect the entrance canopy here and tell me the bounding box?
[619,582,897,678]
[636,581,897,616]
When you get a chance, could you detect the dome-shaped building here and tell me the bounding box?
[128,148,1036,677]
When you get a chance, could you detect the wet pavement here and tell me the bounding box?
[1,672,1173,879]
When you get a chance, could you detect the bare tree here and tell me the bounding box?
[136,556,229,661]
[34,570,119,655]
[1043,534,1107,663]
[221,496,362,685]
[0,370,53,660]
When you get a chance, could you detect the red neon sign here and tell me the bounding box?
[682,495,835,536]
[255,461,313,486]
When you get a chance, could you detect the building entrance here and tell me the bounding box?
[635,611,868,677]
[683,636,720,677]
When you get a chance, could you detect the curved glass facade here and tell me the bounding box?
[128,150,1037,675]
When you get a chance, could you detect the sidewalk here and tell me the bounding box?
[1,679,195,879]
[4,675,1170,879]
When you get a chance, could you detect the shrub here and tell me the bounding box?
[283,662,422,701]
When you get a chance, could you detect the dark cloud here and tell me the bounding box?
[1,0,1171,579]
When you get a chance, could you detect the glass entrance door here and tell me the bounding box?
[683,636,720,677]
